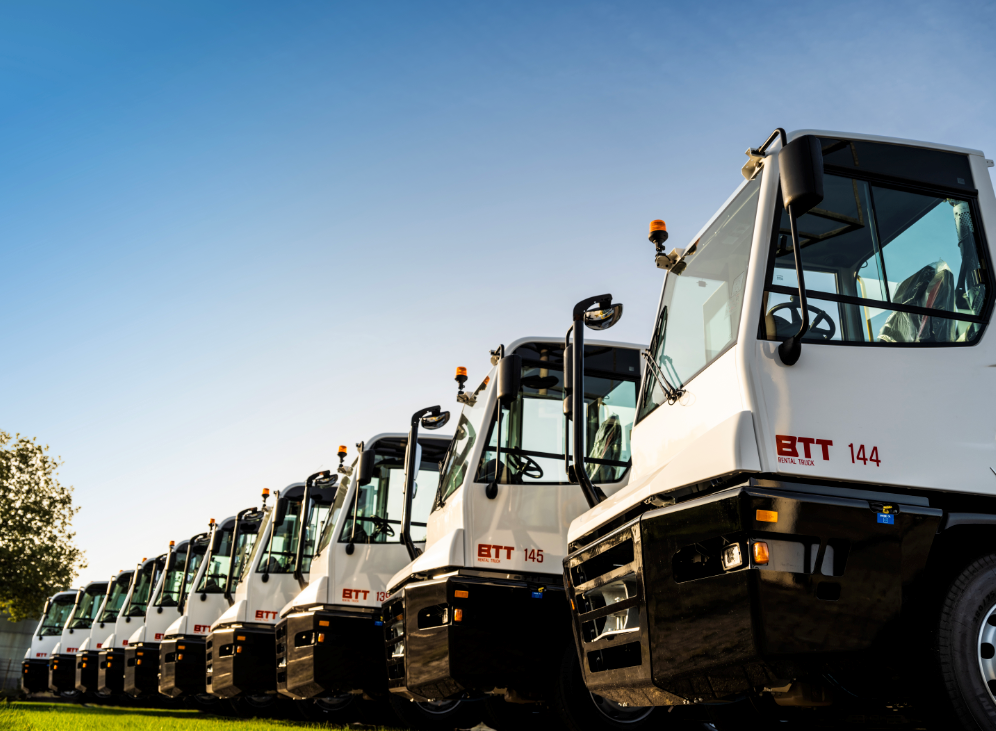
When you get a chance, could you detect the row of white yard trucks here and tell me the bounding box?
[19,128,996,731]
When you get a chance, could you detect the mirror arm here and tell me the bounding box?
[570,302,607,508]
[293,472,326,586]
[563,325,574,481]
[223,509,252,604]
[401,406,439,561]
[778,203,810,366]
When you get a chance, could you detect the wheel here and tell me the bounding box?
[188,693,235,716]
[551,646,662,731]
[388,693,484,730]
[484,695,567,731]
[230,693,289,719]
[294,694,358,722]
[935,552,996,730]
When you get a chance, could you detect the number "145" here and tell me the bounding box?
[848,443,880,466]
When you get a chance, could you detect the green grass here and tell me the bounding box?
[0,701,378,731]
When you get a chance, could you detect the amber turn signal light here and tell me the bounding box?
[453,608,464,623]
[454,589,469,599]
[752,541,770,565]
[756,509,778,523]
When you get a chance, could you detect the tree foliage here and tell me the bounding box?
[0,431,86,622]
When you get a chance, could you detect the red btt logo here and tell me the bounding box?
[776,435,832,466]
[154,633,164,640]
[342,588,370,602]
[194,625,210,634]
[255,610,278,620]
[36,653,47,658]
[96,643,102,649]
[477,544,513,563]
[122,640,128,646]
[66,648,78,653]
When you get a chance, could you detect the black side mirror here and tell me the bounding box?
[357,450,375,487]
[497,354,522,406]
[582,303,623,331]
[274,496,288,529]
[779,135,824,216]
[777,134,825,366]
[420,411,451,430]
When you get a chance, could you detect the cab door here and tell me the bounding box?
[750,139,996,496]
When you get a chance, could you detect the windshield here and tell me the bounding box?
[97,572,133,623]
[256,496,331,574]
[229,516,262,587]
[68,584,107,630]
[180,541,207,602]
[762,140,988,346]
[197,523,234,593]
[437,374,493,502]
[318,474,352,556]
[639,180,760,421]
[477,343,640,485]
[40,596,76,636]
[123,559,159,617]
[154,545,189,608]
[341,439,442,544]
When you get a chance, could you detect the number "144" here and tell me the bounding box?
[848,443,880,466]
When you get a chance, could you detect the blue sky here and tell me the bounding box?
[3,0,994,581]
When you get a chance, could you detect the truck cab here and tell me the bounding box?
[48,580,107,694]
[124,535,205,697]
[382,337,649,730]
[21,591,78,694]
[562,130,996,728]
[99,554,165,695]
[205,480,337,706]
[275,434,450,720]
[75,569,133,693]
[159,509,263,699]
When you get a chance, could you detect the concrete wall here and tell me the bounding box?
[0,612,39,692]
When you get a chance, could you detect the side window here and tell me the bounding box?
[763,174,988,345]
[638,180,760,422]
[338,453,440,544]
[477,348,638,485]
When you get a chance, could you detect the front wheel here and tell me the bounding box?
[935,553,996,730]
[294,694,357,722]
[388,694,483,730]
[551,646,662,731]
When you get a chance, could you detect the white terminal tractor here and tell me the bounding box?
[561,130,996,729]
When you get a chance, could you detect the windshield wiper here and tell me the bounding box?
[641,350,684,405]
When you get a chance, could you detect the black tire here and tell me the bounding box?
[551,646,663,731]
[935,552,996,730]
[388,693,484,730]
[484,695,567,731]
[293,694,358,722]
[229,693,289,719]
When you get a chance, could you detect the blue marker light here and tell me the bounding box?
[877,513,894,525]
[374,620,383,626]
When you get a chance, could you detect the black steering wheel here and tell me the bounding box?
[768,301,836,341]
[506,452,544,480]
